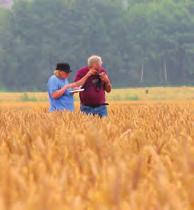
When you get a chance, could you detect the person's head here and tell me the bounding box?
[54,63,72,79]
[88,55,103,72]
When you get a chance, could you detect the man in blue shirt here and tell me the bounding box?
[47,63,96,112]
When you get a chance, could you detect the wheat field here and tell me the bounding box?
[0,99,193,210]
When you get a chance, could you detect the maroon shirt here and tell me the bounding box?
[74,66,109,106]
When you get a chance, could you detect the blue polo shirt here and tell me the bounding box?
[47,75,74,112]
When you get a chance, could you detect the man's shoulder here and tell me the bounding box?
[75,66,89,80]
[48,75,59,83]
[77,66,89,74]
[48,75,56,81]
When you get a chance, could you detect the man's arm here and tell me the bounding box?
[68,68,97,88]
[48,78,66,100]
[51,69,96,99]
[99,72,112,93]
[104,81,112,93]
[51,85,68,99]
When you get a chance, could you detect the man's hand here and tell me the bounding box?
[87,68,98,77]
[51,84,69,99]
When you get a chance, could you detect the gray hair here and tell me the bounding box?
[88,55,103,67]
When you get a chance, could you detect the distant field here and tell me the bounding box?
[0,86,193,102]
[0,101,193,210]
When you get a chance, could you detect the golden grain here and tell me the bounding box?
[0,101,193,210]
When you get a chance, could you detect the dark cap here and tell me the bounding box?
[56,63,72,73]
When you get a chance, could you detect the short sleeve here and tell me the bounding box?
[47,77,59,94]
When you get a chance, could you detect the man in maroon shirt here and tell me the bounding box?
[74,55,112,117]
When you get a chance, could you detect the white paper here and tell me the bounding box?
[69,88,85,93]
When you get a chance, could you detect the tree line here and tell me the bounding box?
[0,0,194,90]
